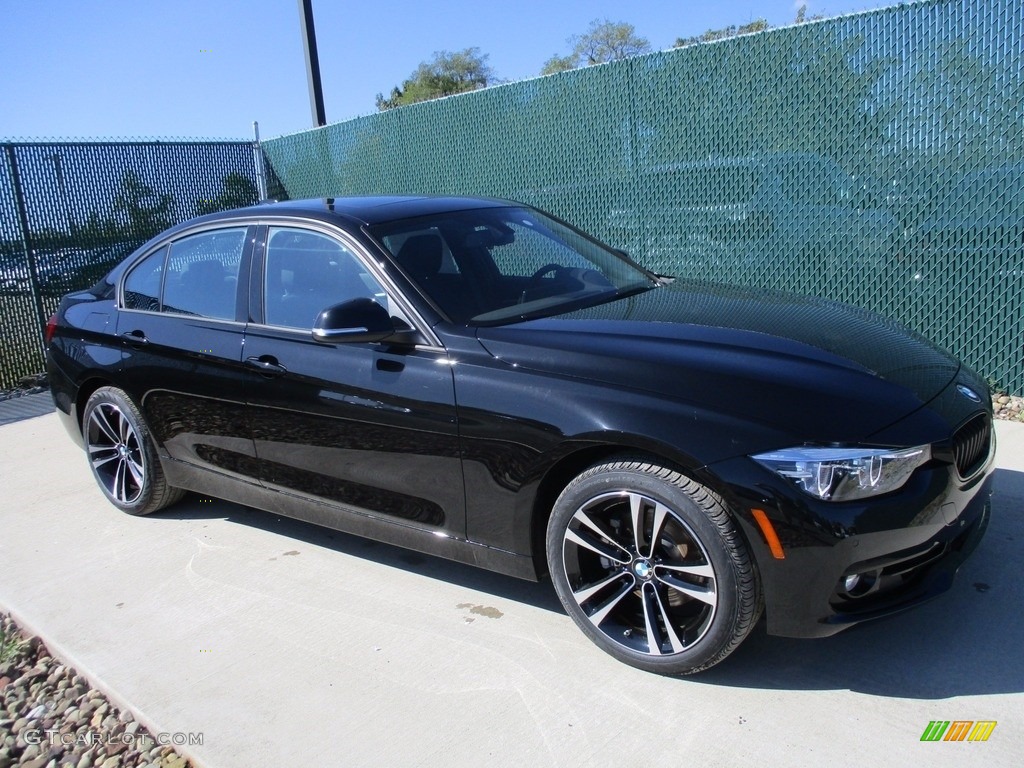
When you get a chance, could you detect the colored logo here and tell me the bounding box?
[956,384,982,403]
[920,720,997,742]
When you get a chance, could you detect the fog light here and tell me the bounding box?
[840,570,878,598]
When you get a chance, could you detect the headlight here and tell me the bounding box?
[751,445,931,502]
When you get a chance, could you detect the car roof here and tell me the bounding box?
[95,196,521,290]
[212,195,517,227]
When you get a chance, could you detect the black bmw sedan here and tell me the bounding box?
[46,196,995,674]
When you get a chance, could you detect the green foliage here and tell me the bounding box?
[113,170,174,240]
[376,48,495,110]
[674,5,824,49]
[0,621,28,663]
[197,173,259,215]
[795,4,826,24]
[543,19,651,74]
[675,19,770,48]
[540,54,577,77]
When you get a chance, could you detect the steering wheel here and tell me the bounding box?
[518,263,574,305]
[527,263,568,284]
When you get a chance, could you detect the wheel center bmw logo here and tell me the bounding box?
[956,384,982,403]
[633,560,653,580]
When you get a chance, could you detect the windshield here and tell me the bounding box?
[369,206,657,324]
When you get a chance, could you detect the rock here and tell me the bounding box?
[104,740,128,757]
[75,753,93,768]
[20,742,41,760]
[17,667,47,685]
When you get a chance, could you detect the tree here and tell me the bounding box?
[674,6,823,49]
[376,48,495,110]
[112,171,173,239]
[541,19,651,74]
[197,173,259,215]
[675,19,769,48]
[540,54,577,77]
[794,4,825,24]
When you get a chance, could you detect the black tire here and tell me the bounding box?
[82,387,185,516]
[546,458,762,675]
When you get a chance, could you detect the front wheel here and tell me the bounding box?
[82,387,185,516]
[546,458,762,675]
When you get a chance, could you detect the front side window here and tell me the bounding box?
[162,229,247,320]
[263,227,386,329]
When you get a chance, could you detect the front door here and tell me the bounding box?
[243,225,466,536]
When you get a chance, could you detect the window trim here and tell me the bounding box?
[249,218,442,349]
[118,224,256,324]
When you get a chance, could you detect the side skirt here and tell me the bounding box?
[162,458,539,581]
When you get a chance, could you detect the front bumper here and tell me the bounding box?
[706,422,995,639]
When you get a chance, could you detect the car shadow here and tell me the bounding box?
[152,467,1024,699]
[157,494,566,615]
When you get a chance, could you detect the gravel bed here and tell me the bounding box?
[0,615,195,768]
[992,393,1024,421]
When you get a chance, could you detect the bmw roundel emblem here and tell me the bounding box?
[956,384,982,403]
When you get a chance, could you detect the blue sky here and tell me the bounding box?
[0,0,889,142]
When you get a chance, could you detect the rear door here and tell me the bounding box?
[243,223,466,537]
[115,225,259,482]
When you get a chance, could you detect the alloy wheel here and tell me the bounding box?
[86,402,146,505]
[561,490,718,656]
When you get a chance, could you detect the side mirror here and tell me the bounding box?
[312,298,396,344]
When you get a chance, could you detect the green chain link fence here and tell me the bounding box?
[263,0,1023,394]
[0,140,259,390]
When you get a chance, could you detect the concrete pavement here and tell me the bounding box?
[1,412,1022,768]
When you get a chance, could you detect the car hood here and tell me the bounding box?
[475,281,961,444]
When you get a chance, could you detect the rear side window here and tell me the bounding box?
[122,247,167,311]
[162,229,247,320]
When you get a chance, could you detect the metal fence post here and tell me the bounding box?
[253,121,269,201]
[5,144,47,347]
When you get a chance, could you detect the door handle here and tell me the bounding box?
[120,330,149,346]
[245,356,287,376]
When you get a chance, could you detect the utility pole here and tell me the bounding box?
[297,0,327,127]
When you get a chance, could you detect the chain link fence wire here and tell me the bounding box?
[263,0,1024,394]
[0,140,259,390]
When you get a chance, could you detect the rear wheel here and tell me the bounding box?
[547,458,761,675]
[82,387,185,516]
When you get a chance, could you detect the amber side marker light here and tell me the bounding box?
[751,508,786,560]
